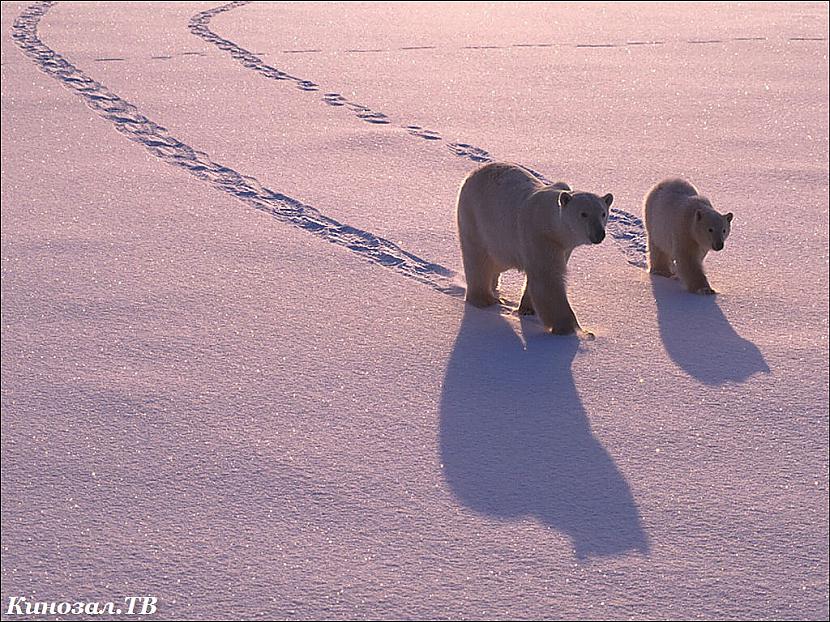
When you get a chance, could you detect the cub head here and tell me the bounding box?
[692,201,733,251]
[559,191,613,246]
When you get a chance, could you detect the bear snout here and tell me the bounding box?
[713,240,724,251]
[590,229,606,244]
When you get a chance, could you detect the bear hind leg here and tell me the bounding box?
[461,240,500,308]
[517,277,535,315]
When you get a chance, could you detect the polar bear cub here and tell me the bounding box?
[456,162,613,335]
[644,178,733,295]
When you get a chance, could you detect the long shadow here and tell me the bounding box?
[651,276,769,385]
[439,308,649,559]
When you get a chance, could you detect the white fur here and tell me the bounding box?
[456,162,612,335]
[644,178,733,295]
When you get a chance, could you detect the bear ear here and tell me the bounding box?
[695,209,703,222]
[558,191,573,207]
[725,212,734,222]
[602,193,614,207]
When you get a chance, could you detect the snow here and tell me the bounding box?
[1,1,828,620]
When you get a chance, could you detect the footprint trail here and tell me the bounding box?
[13,1,465,299]
[189,1,649,268]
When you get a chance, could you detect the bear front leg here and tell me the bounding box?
[517,277,535,315]
[526,269,581,335]
[647,238,674,278]
[676,254,715,295]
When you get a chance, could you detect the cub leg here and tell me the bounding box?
[648,238,674,278]
[676,252,715,295]
[491,273,502,299]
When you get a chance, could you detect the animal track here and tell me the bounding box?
[191,2,651,268]
[404,125,441,140]
[13,1,465,300]
[356,110,389,124]
[190,2,426,124]
[321,93,390,123]
[604,210,648,269]
[447,143,493,163]
[189,2,319,92]
[323,93,346,106]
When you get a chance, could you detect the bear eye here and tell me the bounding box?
[722,229,726,234]
[708,228,714,233]
[602,212,606,218]
[580,212,588,218]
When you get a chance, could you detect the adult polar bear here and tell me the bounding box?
[456,162,613,336]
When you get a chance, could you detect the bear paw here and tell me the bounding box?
[694,286,717,295]
[649,267,674,279]
[465,292,499,308]
[550,322,578,336]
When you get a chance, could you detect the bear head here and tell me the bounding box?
[690,197,733,251]
[559,191,614,246]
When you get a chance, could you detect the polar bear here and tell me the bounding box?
[456,162,613,335]
[644,178,733,295]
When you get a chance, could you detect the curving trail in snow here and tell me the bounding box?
[188,1,650,269]
[11,0,645,307]
[12,1,466,299]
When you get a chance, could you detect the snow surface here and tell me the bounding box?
[1,1,828,620]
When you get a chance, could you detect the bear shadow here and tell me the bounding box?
[439,307,649,559]
[651,276,770,385]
